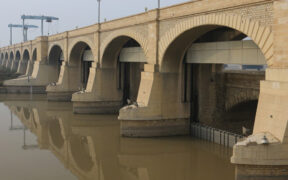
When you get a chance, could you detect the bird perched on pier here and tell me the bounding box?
[242,126,252,136]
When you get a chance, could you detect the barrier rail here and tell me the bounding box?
[190,123,245,148]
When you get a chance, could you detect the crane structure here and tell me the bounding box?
[8,24,38,45]
[21,15,59,41]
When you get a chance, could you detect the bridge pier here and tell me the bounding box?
[231,69,288,176]
[25,60,34,76]
[72,66,122,114]
[6,60,12,70]
[46,62,81,101]
[3,61,58,93]
[119,64,191,137]
[16,60,28,74]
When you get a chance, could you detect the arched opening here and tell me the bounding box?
[69,135,94,172]
[26,48,37,76]
[32,49,37,61]
[11,51,21,72]
[19,50,30,75]
[161,25,265,135]
[8,52,14,69]
[102,37,146,105]
[48,45,64,82]
[69,42,93,90]
[4,53,8,67]
[0,53,3,65]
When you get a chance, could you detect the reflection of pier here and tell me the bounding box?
[4,100,235,180]
[9,110,25,130]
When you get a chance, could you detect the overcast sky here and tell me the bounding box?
[0,0,189,47]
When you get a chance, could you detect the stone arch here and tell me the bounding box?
[159,13,273,72]
[68,40,95,66]
[5,52,8,60]
[22,49,30,61]
[32,48,37,61]
[9,51,14,61]
[15,50,21,61]
[225,89,260,111]
[68,40,95,90]
[68,37,96,64]
[100,29,148,67]
[48,45,63,66]
[48,42,65,62]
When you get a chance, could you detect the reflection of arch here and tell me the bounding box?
[100,30,148,66]
[69,134,94,172]
[16,106,21,112]
[160,14,272,72]
[23,108,30,120]
[48,118,65,149]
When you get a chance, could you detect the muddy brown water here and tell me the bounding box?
[0,95,235,180]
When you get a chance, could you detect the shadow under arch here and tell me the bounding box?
[8,51,14,68]
[68,41,94,90]
[32,48,37,61]
[48,45,64,83]
[101,36,147,104]
[158,24,266,134]
[221,100,258,135]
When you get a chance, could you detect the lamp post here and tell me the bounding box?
[97,0,101,24]
[158,0,160,9]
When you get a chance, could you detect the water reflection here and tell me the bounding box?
[4,99,235,180]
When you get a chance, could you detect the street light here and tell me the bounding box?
[158,0,160,9]
[97,0,101,24]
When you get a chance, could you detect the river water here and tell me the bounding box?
[0,95,235,180]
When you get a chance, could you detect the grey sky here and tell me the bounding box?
[0,0,189,47]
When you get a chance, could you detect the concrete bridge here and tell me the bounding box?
[1,0,288,176]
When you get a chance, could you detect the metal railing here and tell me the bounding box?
[191,123,245,148]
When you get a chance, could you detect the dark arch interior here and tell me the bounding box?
[162,25,261,135]
[69,42,93,90]
[69,135,94,172]
[23,50,30,61]
[102,37,145,104]
[48,46,63,82]
[9,52,14,61]
[220,100,258,135]
[5,53,8,60]
[32,49,37,61]
[15,51,21,61]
